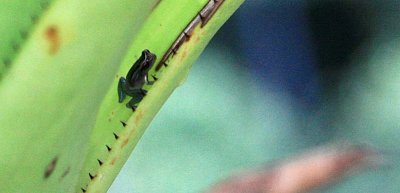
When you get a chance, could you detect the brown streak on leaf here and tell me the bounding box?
[44,25,60,55]
[121,138,129,149]
[135,110,144,124]
[181,49,188,60]
[111,157,118,165]
[44,157,58,179]
[59,166,70,182]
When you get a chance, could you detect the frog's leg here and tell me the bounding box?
[126,90,145,111]
[145,75,156,85]
[118,77,127,103]
[140,88,147,95]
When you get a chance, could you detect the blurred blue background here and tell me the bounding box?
[110,1,400,192]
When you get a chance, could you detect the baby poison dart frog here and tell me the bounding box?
[118,49,156,110]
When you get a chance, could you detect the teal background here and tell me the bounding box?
[110,44,305,193]
[110,1,400,192]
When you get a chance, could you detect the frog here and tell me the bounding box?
[118,49,156,110]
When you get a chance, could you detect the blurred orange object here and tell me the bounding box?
[206,144,380,193]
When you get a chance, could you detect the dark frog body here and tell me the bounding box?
[118,49,156,110]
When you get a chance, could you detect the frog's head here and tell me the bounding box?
[141,49,156,71]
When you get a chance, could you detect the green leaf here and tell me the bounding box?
[0,0,51,77]
[0,0,159,192]
[82,0,245,192]
[0,0,244,192]
[77,0,209,191]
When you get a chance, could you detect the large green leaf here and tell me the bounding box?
[0,0,159,192]
[0,0,244,192]
[83,0,245,192]
[78,0,209,191]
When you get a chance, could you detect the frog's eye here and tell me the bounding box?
[142,49,150,56]
[144,51,156,63]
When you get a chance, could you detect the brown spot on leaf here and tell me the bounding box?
[59,166,70,181]
[111,157,118,165]
[44,157,58,179]
[121,138,129,149]
[135,110,144,124]
[44,25,60,55]
[181,50,188,60]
